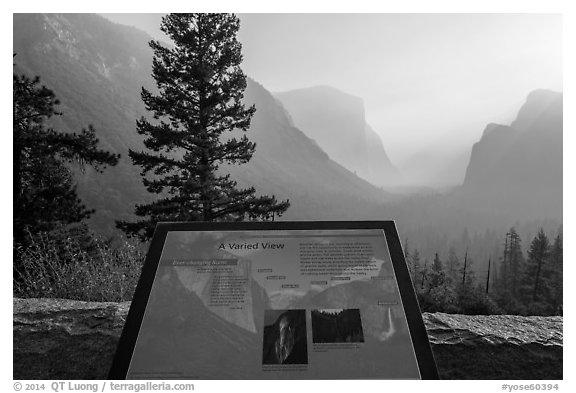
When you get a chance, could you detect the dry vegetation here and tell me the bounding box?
[14,229,145,302]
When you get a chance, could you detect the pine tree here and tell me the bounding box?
[485,258,492,294]
[427,252,453,311]
[525,229,550,303]
[499,231,510,291]
[548,233,563,314]
[508,228,524,299]
[461,249,469,287]
[428,253,445,290]
[446,246,461,285]
[420,257,429,290]
[13,71,119,245]
[496,228,524,304]
[404,240,416,282]
[117,13,289,240]
[458,249,478,291]
[409,248,421,287]
[403,238,410,270]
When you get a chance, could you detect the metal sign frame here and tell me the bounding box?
[109,221,438,380]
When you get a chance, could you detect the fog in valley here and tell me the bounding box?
[13,13,563,315]
[102,13,562,188]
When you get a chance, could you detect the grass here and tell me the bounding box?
[14,229,145,302]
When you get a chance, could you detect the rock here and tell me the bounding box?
[13,298,562,380]
[461,90,562,221]
[13,298,130,380]
[423,313,563,380]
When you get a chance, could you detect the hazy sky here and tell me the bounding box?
[101,13,562,166]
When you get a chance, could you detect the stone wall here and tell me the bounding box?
[13,298,563,380]
[424,312,563,379]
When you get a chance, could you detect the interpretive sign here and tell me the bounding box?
[109,221,438,379]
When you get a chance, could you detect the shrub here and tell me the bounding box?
[14,227,145,302]
[456,286,502,315]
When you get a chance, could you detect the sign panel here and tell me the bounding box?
[110,221,438,379]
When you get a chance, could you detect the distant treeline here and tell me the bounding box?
[13,14,563,317]
[311,309,364,343]
[405,226,562,316]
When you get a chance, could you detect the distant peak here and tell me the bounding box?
[510,89,562,132]
[308,85,349,93]
[526,89,562,102]
[480,123,513,139]
[277,85,363,102]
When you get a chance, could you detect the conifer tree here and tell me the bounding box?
[403,238,410,270]
[420,257,429,290]
[499,231,511,291]
[13,69,119,281]
[446,246,461,285]
[427,253,445,290]
[485,258,492,294]
[548,233,563,314]
[461,249,469,287]
[525,229,550,303]
[508,228,524,299]
[496,228,523,302]
[409,248,421,287]
[118,13,289,240]
[458,249,478,291]
[427,253,452,310]
[13,71,119,245]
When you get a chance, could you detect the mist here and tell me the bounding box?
[101,13,562,187]
[11,13,566,382]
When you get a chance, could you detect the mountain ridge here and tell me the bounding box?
[460,89,562,220]
[13,13,389,233]
[276,86,401,187]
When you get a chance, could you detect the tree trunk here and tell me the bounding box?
[462,250,468,286]
[486,258,491,294]
[533,255,543,302]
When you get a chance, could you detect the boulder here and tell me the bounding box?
[13,298,562,380]
[13,298,130,380]
[423,312,563,379]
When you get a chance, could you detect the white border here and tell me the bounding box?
[4,2,572,392]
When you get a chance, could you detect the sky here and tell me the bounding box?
[102,13,563,167]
